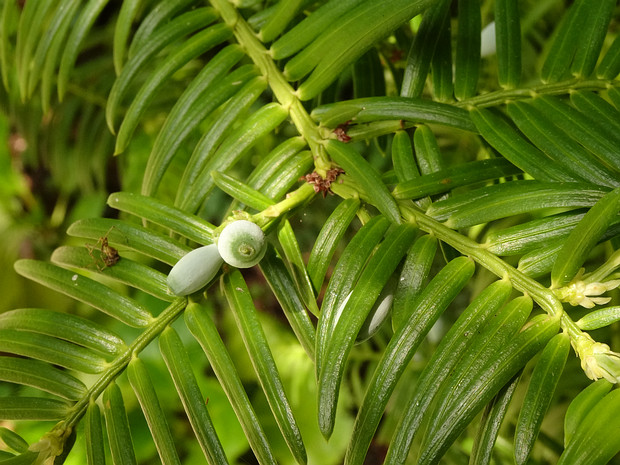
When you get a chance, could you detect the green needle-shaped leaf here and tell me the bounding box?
[494,0,521,88]
[85,401,106,465]
[128,358,182,465]
[259,246,316,360]
[51,246,172,302]
[25,0,80,99]
[507,101,618,187]
[418,313,559,465]
[56,0,110,100]
[67,217,191,266]
[325,139,401,224]
[551,186,620,288]
[312,97,476,132]
[248,137,307,191]
[392,158,521,200]
[558,388,620,465]
[141,52,254,197]
[307,198,360,293]
[159,328,229,465]
[127,0,197,59]
[391,131,419,183]
[212,171,275,211]
[484,211,585,256]
[177,102,287,213]
[0,356,86,401]
[115,23,233,154]
[106,7,218,131]
[570,92,620,147]
[596,34,620,80]
[429,13,453,102]
[391,234,437,332]
[0,307,126,357]
[318,223,417,438]
[469,107,571,182]
[454,0,480,100]
[103,383,138,465]
[316,215,390,377]
[470,374,521,465]
[346,256,474,465]
[112,0,142,74]
[400,0,451,98]
[384,279,513,465]
[15,0,54,99]
[564,379,613,446]
[427,181,608,229]
[277,220,319,317]
[540,0,588,83]
[107,192,215,244]
[186,302,278,465]
[0,398,71,421]
[270,0,365,59]
[14,260,153,328]
[570,0,615,78]
[528,96,620,173]
[295,0,434,100]
[514,333,570,465]
[0,328,108,374]
[0,427,29,453]
[222,271,307,465]
[576,307,620,330]
[259,0,304,43]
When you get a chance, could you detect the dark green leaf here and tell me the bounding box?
[400,0,451,98]
[393,158,521,200]
[103,383,138,465]
[318,223,418,438]
[346,256,474,465]
[391,234,437,332]
[558,388,620,465]
[514,333,570,465]
[469,373,521,465]
[14,260,153,328]
[67,217,191,266]
[259,247,317,360]
[307,198,360,293]
[427,181,608,229]
[85,401,106,465]
[469,107,573,181]
[128,358,182,465]
[454,0,480,100]
[186,302,278,465]
[494,0,521,88]
[177,102,287,213]
[418,314,559,465]
[0,357,86,401]
[325,139,401,224]
[551,187,620,288]
[564,379,612,446]
[507,101,618,187]
[222,271,307,465]
[106,7,218,131]
[0,398,70,421]
[312,97,476,132]
[51,246,172,302]
[115,23,233,154]
[159,328,229,465]
[107,192,215,244]
[0,308,126,357]
[141,53,255,197]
